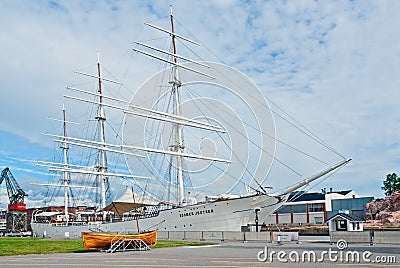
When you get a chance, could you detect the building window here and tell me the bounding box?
[354,222,360,230]
[309,203,324,212]
[278,204,306,214]
[315,217,323,225]
[336,220,347,231]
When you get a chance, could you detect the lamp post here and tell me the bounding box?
[255,208,260,232]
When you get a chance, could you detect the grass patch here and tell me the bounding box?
[0,237,215,256]
[0,237,84,256]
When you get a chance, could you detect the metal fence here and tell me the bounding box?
[330,231,400,244]
[158,230,400,245]
[158,231,270,242]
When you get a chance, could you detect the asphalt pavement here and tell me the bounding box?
[0,241,399,267]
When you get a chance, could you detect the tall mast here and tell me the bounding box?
[132,7,226,205]
[62,104,69,223]
[96,52,108,209]
[170,6,185,206]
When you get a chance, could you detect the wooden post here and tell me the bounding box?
[291,211,294,225]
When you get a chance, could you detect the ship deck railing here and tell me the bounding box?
[122,210,160,221]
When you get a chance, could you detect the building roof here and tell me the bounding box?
[327,190,353,196]
[287,190,355,203]
[288,191,325,202]
[326,212,365,222]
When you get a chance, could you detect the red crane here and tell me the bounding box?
[0,167,28,233]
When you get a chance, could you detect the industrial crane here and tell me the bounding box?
[0,167,28,233]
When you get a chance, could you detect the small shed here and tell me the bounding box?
[327,212,365,232]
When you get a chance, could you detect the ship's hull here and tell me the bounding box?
[31,193,285,239]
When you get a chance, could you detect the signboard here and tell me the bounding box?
[8,203,26,211]
[271,232,299,242]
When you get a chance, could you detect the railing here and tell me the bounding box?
[158,230,271,242]
[330,230,400,244]
[122,210,160,221]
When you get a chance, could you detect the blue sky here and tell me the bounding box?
[1,0,400,208]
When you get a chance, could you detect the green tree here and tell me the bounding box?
[381,173,400,196]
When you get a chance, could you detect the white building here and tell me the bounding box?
[0,209,6,234]
[327,212,364,232]
[260,189,372,227]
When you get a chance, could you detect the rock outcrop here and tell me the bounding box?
[365,191,400,227]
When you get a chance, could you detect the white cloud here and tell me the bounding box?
[0,0,398,205]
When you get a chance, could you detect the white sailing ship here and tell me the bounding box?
[30,8,350,239]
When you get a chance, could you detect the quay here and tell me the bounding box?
[0,240,398,268]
